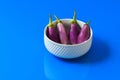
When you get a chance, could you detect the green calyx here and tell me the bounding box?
[54,15,61,23]
[86,20,90,25]
[71,10,77,24]
[48,15,54,27]
[85,20,90,28]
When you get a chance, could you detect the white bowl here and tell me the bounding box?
[44,19,93,59]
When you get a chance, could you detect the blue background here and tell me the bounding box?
[0,0,120,80]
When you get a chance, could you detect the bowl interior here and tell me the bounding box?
[44,19,92,46]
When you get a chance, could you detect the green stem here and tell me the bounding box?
[71,10,77,24]
[54,15,61,23]
[48,15,53,27]
[73,10,76,21]
[86,20,90,28]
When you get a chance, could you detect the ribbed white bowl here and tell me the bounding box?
[44,19,93,59]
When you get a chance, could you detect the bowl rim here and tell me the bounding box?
[44,18,93,47]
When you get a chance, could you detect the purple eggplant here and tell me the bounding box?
[47,15,59,43]
[54,15,68,44]
[77,21,91,43]
[70,10,81,44]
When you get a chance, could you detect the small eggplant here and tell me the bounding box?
[47,15,59,43]
[77,21,91,43]
[70,10,81,44]
[54,15,68,44]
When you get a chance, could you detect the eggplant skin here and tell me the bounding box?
[70,24,79,44]
[77,24,90,43]
[47,27,59,43]
[57,23,68,44]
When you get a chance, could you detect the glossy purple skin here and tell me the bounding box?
[57,23,68,44]
[47,27,59,43]
[77,24,90,43]
[70,23,79,44]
